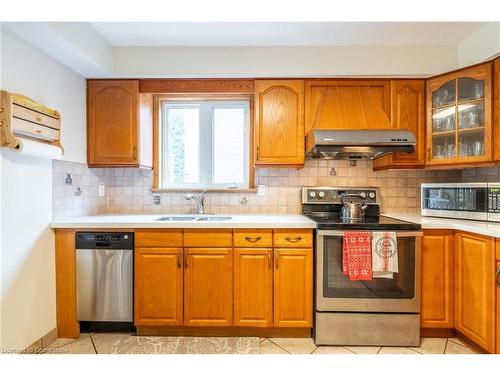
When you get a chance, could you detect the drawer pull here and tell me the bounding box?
[36,116,43,122]
[496,268,500,287]
[285,236,302,243]
[177,252,182,268]
[244,236,261,242]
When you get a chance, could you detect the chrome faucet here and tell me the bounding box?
[185,189,208,214]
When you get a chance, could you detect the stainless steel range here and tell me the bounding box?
[301,186,422,347]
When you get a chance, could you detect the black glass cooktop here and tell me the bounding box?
[304,213,421,230]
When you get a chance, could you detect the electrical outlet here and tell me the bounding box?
[257,184,266,196]
[98,184,106,197]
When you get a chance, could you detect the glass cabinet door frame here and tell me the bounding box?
[426,62,493,166]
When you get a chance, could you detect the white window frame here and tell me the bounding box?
[160,100,250,190]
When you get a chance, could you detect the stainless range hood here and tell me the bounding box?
[305,129,416,160]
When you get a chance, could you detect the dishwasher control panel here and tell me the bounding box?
[76,232,134,249]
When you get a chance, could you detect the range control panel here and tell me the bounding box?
[488,185,500,213]
[301,187,380,205]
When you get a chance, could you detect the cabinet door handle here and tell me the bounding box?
[245,236,261,243]
[133,146,137,160]
[268,250,272,269]
[184,254,188,269]
[275,252,278,269]
[427,149,431,161]
[285,236,302,243]
[256,146,260,160]
[177,252,182,268]
[496,268,500,287]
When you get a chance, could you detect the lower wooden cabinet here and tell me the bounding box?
[134,247,183,326]
[233,248,273,327]
[184,248,233,326]
[274,248,313,327]
[455,232,496,352]
[421,230,454,328]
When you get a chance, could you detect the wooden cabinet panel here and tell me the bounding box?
[234,229,273,248]
[274,248,313,327]
[234,248,273,327]
[496,239,500,260]
[184,248,233,326]
[305,80,391,134]
[183,229,233,247]
[426,63,493,167]
[254,80,305,166]
[274,229,313,248]
[135,229,183,247]
[373,80,425,170]
[421,230,454,328]
[455,232,496,352]
[135,247,183,326]
[87,80,152,168]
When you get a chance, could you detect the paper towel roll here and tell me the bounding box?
[10,138,63,160]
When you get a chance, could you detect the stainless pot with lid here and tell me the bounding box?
[341,194,368,221]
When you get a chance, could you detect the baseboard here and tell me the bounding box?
[136,326,311,338]
[420,328,455,338]
[20,327,58,354]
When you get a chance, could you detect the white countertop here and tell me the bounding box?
[383,213,500,238]
[50,214,316,229]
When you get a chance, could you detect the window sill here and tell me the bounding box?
[151,188,257,194]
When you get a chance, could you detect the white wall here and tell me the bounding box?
[113,44,458,78]
[458,23,500,67]
[0,29,86,351]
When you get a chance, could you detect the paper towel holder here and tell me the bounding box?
[0,90,64,154]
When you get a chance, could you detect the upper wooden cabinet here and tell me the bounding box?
[254,80,305,166]
[372,80,426,170]
[87,80,153,168]
[304,80,392,134]
[421,230,454,329]
[455,231,496,353]
[426,63,493,167]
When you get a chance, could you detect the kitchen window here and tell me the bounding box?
[159,99,251,190]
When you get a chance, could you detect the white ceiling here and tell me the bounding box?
[91,22,488,46]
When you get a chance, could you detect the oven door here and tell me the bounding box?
[316,230,421,313]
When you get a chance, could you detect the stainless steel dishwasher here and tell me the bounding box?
[76,232,134,322]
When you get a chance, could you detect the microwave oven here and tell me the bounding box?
[421,182,500,222]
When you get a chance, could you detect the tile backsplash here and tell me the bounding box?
[53,159,466,220]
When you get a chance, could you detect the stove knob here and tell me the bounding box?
[368,192,376,199]
[318,191,325,198]
[359,192,367,199]
[309,191,316,198]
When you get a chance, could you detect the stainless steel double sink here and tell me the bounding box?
[156,215,232,222]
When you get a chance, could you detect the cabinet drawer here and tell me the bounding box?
[184,229,233,247]
[274,229,313,248]
[234,229,273,247]
[12,103,60,129]
[135,229,183,247]
[12,117,59,141]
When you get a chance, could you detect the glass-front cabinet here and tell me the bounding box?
[426,62,493,165]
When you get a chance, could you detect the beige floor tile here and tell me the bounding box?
[42,333,90,351]
[259,338,267,343]
[447,337,469,348]
[378,346,421,354]
[259,339,289,354]
[268,338,317,354]
[313,346,354,354]
[411,338,447,354]
[45,337,96,354]
[91,333,131,354]
[344,346,381,354]
[445,341,475,354]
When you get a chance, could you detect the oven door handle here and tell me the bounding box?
[316,230,423,238]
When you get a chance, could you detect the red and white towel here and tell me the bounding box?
[342,231,373,281]
[371,232,398,279]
